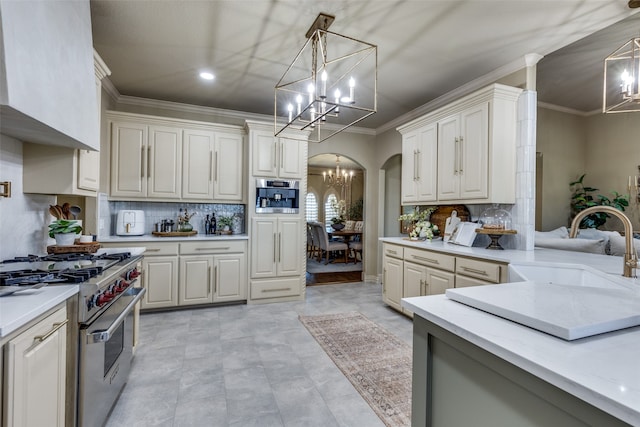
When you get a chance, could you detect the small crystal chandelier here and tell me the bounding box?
[603,37,640,113]
[274,13,377,143]
[323,155,354,188]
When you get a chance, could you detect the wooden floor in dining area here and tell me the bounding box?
[306,271,363,286]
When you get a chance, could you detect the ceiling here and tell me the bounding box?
[91,1,640,132]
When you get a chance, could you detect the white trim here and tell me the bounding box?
[101,77,120,102]
[93,49,112,80]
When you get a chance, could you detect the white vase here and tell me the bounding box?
[54,233,76,246]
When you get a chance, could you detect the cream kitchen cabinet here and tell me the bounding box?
[402,247,455,316]
[398,83,522,205]
[110,121,182,200]
[437,102,489,201]
[179,241,247,305]
[139,243,180,309]
[249,127,304,179]
[382,243,404,311]
[249,217,303,302]
[455,256,506,287]
[4,304,67,427]
[182,129,244,201]
[401,123,438,203]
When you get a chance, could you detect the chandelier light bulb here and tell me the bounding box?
[287,103,293,122]
[321,70,328,98]
[307,83,315,105]
[296,94,303,115]
[349,77,356,104]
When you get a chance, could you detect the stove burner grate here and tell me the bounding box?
[0,267,104,286]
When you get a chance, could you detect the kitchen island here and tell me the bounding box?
[403,284,640,426]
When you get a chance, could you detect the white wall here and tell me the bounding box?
[0,135,56,259]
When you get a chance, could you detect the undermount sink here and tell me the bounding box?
[508,262,631,290]
[446,262,640,340]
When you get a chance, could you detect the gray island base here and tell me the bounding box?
[411,314,632,427]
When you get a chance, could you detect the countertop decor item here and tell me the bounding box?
[151,231,197,237]
[47,242,100,254]
[48,219,82,246]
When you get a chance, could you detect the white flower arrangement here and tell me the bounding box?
[410,220,439,241]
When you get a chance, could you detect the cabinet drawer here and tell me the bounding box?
[404,248,455,272]
[141,242,179,256]
[456,257,502,283]
[180,240,246,255]
[455,274,494,288]
[383,243,404,259]
[251,278,300,300]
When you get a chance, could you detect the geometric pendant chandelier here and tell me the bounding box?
[603,37,640,113]
[274,13,377,143]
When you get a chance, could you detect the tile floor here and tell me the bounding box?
[105,281,413,427]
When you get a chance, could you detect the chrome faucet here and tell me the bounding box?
[569,206,638,278]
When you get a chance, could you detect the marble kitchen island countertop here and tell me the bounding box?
[403,294,640,426]
[0,285,78,338]
[99,233,248,243]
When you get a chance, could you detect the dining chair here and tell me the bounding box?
[349,222,363,263]
[313,222,348,264]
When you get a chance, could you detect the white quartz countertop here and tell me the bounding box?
[100,234,248,243]
[380,236,636,277]
[402,294,640,426]
[0,285,78,338]
[391,236,640,424]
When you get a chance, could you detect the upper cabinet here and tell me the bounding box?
[0,0,98,150]
[107,111,245,202]
[248,126,305,179]
[401,123,438,203]
[398,84,522,205]
[22,51,111,196]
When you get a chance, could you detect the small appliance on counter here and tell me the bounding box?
[116,210,146,236]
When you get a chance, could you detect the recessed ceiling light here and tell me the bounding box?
[199,71,215,81]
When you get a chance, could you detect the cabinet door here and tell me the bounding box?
[383,255,403,311]
[142,256,178,309]
[147,125,182,199]
[6,307,67,427]
[251,217,277,278]
[251,131,278,177]
[278,137,304,179]
[403,261,426,316]
[459,102,489,200]
[425,267,455,295]
[77,149,99,191]
[179,255,212,305]
[401,131,419,203]
[277,217,302,276]
[416,124,438,202]
[214,132,244,200]
[214,253,247,302]
[437,114,460,200]
[110,121,147,198]
[182,128,215,200]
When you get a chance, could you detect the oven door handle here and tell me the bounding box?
[86,287,146,344]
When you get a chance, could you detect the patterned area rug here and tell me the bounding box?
[299,312,411,427]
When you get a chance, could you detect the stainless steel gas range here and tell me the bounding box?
[1,251,146,427]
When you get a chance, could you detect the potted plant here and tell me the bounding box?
[218,216,234,233]
[398,205,438,237]
[48,219,82,246]
[569,174,629,228]
[330,199,347,230]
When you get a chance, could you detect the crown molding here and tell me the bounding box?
[537,101,592,117]
[376,54,541,134]
[101,77,120,102]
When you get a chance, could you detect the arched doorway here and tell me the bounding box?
[306,153,364,284]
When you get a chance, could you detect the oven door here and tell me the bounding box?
[78,287,145,427]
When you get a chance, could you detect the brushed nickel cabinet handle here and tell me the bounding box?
[145,248,161,252]
[147,146,152,179]
[412,255,439,264]
[210,151,214,181]
[262,287,291,293]
[459,136,464,174]
[462,266,488,276]
[208,266,211,294]
[195,247,230,251]
[34,319,68,343]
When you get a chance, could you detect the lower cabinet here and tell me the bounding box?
[382,242,507,317]
[4,304,68,427]
[179,241,247,305]
[102,240,247,309]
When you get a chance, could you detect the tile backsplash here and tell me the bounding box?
[102,200,245,237]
